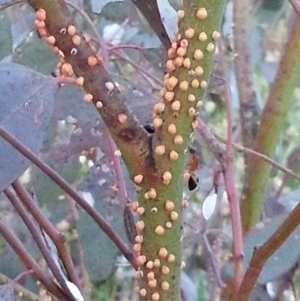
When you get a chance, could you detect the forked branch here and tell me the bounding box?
[27,0,152,179]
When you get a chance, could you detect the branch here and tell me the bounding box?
[27,0,152,178]
[130,0,171,50]
[11,180,83,295]
[0,125,138,270]
[215,134,300,183]
[241,16,300,234]
[3,186,75,301]
[235,202,300,301]
[136,1,226,300]
[0,273,40,301]
[196,117,226,169]
[197,119,300,187]
[71,230,88,297]
[111,49,162,87]
[0,219,68,300]
[219,39,243,293]
[0,0,23,11]
[289,0,300,18]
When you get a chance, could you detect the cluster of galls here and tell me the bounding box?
[155,8,219,175]
[34,8,118,111]
[35,9,129,169]
[128,6,220,300]
[130,198,185,301]
[160,6,220,129]
[152,7,220,188]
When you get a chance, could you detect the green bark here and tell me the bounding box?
[27,1,226,300]
[241,18,300,234]
[138,2,226,301]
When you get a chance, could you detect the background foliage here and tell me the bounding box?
[1,0,300,301]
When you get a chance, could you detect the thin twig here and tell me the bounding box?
[0,220,68,300]
[4,186,75,301]
[203,233,224,288]
[289,0,300,18]
[130,0,171,50]
[235,201,300,301]
[72,230,88,297]
[0,272,40,301]
[109,44,145,51]
[0,0,23,11]
[219,39,243,293]
[11,180,83,296]
[196,117,226,169]
[111,50,162,88]
[63,195,88,297]
[110,45,165,88]
[103,32,164,90]
[12,270,34,284]
[0,126,138,270]
[289,275,300,301]
[215,134,300,183]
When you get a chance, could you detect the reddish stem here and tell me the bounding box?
[0,220,68,300]
[218,39,244,293]
[4,186,75,301]
[0,125,138,270]
[289,0,300,18]
[108,44,145,51]
[11,180,83,295]
[13,270,34,284]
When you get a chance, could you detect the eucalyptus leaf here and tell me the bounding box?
[225,215,300,284]
[75,166,127,283]
[0,63,56,191]
[0,282,15,301]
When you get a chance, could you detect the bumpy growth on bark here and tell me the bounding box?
[27,1,226,300]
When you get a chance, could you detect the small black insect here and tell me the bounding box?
[144,123,155,134]
[188,175,199,191]
[186,146,199,191]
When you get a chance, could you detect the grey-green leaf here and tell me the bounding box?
[0,63,56,191]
